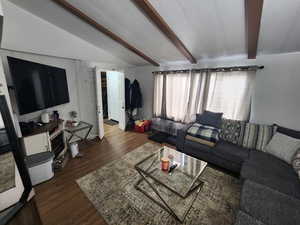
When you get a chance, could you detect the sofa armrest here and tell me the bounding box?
[176,123,193,151]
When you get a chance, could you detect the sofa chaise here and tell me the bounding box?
[176,122,300,225]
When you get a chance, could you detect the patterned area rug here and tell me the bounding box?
[77,143,241,225]
[0,152,15,193]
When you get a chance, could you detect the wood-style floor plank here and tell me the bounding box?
[35,124,153,225]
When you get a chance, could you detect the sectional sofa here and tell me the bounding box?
[176,123,300,225]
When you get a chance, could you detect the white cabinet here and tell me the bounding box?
[22,132,51,156]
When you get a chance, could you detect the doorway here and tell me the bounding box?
[95,69,125,139]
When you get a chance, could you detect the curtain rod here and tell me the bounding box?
[152,65,264,74]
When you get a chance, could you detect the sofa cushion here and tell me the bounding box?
[247,150,296,177]
[219,118,246,146]
[241,180,300,225]
[234,211,266,225]
[196,110,223,128]
[213,140,250,164]
[181,139,242,173]
[264,132,300,164]
[241,161,300,198]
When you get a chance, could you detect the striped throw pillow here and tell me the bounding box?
[242,123,259,149]
[242,123,274,150]
[257,125,275,151]
[292,149,300,178]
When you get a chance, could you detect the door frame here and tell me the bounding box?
[94,67,104,139]
[95,69,126,133]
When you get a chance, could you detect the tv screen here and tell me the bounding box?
[7,57,70,115]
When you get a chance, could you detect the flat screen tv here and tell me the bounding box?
[7,57,70,115]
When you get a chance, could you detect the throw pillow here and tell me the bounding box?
[196,111,223,129]
[292,149,300,178]
[274,124,300,139]
[264,132,300,164]
[219,118,246,146]
[242,123,259,149]
[256,125,275,151]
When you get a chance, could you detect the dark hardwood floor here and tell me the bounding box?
[35,124,154,225]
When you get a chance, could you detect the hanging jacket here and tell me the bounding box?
[130,79,142,110]
[125,78,131,110]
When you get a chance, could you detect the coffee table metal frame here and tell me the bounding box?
[134,148,207,223]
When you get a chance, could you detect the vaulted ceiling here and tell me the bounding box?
[2,0,300,66]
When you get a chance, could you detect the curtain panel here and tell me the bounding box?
[153,70,256,123]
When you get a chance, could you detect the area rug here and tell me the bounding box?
[77,143,241,225]
[0,152,15,193]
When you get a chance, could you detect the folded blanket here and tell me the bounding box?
[186,123,220,146]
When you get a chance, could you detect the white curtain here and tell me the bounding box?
[206,70,255,120]
[153,69,256,122]
[184,71,209,122]
[153,71,209,123]
[165,72,191,122]
[153,74,164,117]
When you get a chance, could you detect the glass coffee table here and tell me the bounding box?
[135,146,207,222]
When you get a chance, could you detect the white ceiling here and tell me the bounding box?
[149,0,246,59]
[1,0,130,66]
[258,0,300,55]
[3,0,300,66]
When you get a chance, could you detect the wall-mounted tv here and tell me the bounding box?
[7,56,70,115]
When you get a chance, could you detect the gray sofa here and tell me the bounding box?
[176,124,300,225]
[177,124,249,173]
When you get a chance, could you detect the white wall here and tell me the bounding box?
[0,49,131,137]
[76,61,134,135]
[127,53,300,131]
[124,65,157,119]
[251,52,300,130]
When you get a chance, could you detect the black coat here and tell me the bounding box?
[125,78,131,110]
[130,79,142,110]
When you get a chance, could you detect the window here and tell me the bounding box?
[206,71,255,120]
[153,70,255,122]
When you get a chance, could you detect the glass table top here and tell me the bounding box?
[64,121,92,132]
[135,146,207,198]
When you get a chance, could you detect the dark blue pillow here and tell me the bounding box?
[196,111,223,128]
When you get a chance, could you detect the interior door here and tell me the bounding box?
[107,71,121,122]
[94,68,104,139]
[118,72,126,130]
[106,71,126,130]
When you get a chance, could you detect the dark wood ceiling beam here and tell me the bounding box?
[131,0,197,64]
[245,0,264,59]
[51,0,159,66]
